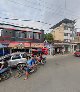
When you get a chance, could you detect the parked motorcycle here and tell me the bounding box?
[0,67,12,81]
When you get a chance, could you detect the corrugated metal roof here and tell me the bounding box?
[0,18,43,30]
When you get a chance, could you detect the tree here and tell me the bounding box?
[44,33,54,43]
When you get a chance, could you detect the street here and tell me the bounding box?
[0,55,80,92]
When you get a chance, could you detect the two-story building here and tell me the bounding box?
[0,22,44,54]
[51,18,76,54]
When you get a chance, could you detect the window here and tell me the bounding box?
[70,34,72,37]
[33,32,40,39]
[64,39,69,42]
[64,39,67,42]
[4,56,11,61]
[15,31,20,38]
[15,31,26,38]
[12,54,21,60]
[20,32,25,38]
[70,28,73,31]
[27,31,33,38]
[21,53,27,58]
[64,26,68,30]
[64,33,68,36]
[77,33,80,36]
[64,39,70,42]
[23,32,26,38]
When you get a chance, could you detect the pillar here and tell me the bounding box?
[3,48,4,56]
[71,45,74,53]
[72,45,74,53]
[10,48,12,54]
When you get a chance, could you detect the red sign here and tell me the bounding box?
[8,42,30,48]
[24,42,30,47]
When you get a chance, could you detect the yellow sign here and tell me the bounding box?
[31,43,44,48]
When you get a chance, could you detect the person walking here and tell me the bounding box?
[53,48,55,56]
[62,48,64,55]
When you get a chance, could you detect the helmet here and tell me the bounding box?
[32,54,34,57]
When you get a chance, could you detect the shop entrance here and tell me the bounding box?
[12,49,25,53]
[55,47,63,54]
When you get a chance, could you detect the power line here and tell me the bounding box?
[7,0,70,22]
[1,0,80,27]
[2,0,80,20]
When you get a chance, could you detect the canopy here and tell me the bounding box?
[31,49,38,52]
[0,43,7,48]
[8,42,30,48]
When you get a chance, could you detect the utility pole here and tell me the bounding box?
[65,0,66,10]
[64,0,66,18]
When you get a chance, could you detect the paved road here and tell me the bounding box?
[0,55,80,92]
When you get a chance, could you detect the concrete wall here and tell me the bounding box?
[51,22,75,43]
[51,24,64,41]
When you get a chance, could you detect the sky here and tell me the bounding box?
[0,0,80,32]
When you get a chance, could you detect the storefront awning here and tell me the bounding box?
[8,42,30,49]
[8,42,19,48]
[0,43,7,48]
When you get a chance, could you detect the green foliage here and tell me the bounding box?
[44,33,54,43]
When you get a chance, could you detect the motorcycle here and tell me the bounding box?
[37,57,46,65]
[16,63,37,78]
[0,66,12,81]
[41,57,46,65]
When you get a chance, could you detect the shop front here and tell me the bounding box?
[8,42,30,53]
[53,42,71,54]
[31,43,46,54]
[64,45,71,54]
[8,42,45,54]
[53,45,63,54]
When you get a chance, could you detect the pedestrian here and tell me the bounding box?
[62,48,64,55]
[53,48,55,56]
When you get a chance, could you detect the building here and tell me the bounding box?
[51,18,76,54]
[0,22,44,54]
[74,32,80,50]
[74,32,80,42]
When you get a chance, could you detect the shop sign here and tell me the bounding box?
[31,43,44,48]
[15,43,25,49]
[9,42,30,48]
[24,42,30,47]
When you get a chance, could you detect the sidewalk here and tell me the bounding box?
[46,53,73,59]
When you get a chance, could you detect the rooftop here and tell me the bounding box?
[50,18,75,29]
[0,18,44,31]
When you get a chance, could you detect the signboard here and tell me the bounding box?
[31,43,44,48]
[16,43,25,49]
[24,42,30,47]
[8,42,30,48]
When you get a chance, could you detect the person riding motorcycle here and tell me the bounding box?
[0,61,4,70]
[24,56,36,80]
[0,60,9,80]
[36,53,44,64]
